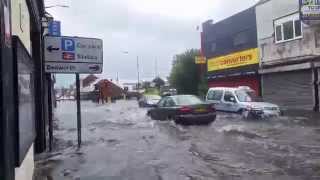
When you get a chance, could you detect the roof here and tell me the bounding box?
[80,78,100,93]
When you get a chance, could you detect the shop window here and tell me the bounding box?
[275,25,282,42]
[295,20,302,37]
[12,36,36,166]
[274,13,302,43]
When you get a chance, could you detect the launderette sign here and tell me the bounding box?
[44,36,103,74]
[207,48,259,72]
[300,0,320,20]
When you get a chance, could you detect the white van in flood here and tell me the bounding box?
[206,87,281,118]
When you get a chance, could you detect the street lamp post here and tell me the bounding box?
[122,51,140,91]
[137,56,140,90]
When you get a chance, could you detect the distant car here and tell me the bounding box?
[206,87,281,118]
[160,86,177,97]
[138,95,161,107]
[147,95,216,125]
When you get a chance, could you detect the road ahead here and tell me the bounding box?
[34,100,320,180]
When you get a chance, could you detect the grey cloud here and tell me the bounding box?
[46,0,257,87]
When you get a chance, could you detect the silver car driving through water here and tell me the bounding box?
[206,87,281,118]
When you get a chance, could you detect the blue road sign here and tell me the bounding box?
[48,21,61,36]
[61,38,75,51]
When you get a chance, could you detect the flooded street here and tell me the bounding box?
[34,100,320,180]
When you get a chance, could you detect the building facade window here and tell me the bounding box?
[233,31,248,46]
[211,42,217,52]
[274,13,302,43]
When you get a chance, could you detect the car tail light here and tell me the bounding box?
[179,106,193,114]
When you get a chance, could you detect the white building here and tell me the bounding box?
[256,0,320,111]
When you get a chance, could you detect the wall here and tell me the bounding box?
[203,7,257,59]
[15,145,34,180]
[257,0,320,66]
[11,0,34,180]
[11,0,30,53]
[256,0,298,40]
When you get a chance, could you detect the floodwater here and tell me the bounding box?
[34,100,320,180]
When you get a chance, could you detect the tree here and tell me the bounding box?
[197,75,208,99]
[142,81,151,89]
[169,49,204,95]
[152,77,165,89]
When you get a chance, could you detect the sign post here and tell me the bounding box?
[44,36,103,148]
[48,21,61,36]
[76,73,81,148]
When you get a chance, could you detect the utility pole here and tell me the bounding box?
[155,58,158,78]
[137,56,140,90]
[116,72,119,83]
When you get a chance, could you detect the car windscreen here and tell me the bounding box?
[235,90,261,102]
[172,95,203,105]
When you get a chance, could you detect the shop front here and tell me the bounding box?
[260,61,320,111]
[207,48,261,95]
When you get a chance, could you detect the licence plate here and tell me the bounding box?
[195,108,207,113]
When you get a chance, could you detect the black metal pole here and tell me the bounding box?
[76,73,82,148]
[47,74,53,151]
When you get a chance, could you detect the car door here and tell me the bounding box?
[221,91,238,112]
[152,97,167,120]
[156,97,176,120]
[207,90,224,111]
[163,97,178,119]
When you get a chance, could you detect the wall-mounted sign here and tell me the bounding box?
[207,48,259,72]
[195,56,206,64]
[48,21,61,36]
[300,0,320,20]
[44,36,103,73]
[12,36,36,166]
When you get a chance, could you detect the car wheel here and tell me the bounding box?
[150,112,156,120]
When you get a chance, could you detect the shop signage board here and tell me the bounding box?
[300,0,320,21]
[195,56,206,64]
[207,48,259,72]
[44,36,103,73]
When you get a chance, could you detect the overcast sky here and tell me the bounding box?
[45,0,257,87]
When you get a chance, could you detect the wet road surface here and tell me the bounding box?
[34,100,320,180]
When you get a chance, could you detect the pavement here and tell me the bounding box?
[34,100,320,180]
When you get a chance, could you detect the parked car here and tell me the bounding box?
[160,86,177,97]
[138,95,161,107]
[206,87,281,118]
[147,95,216,125]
